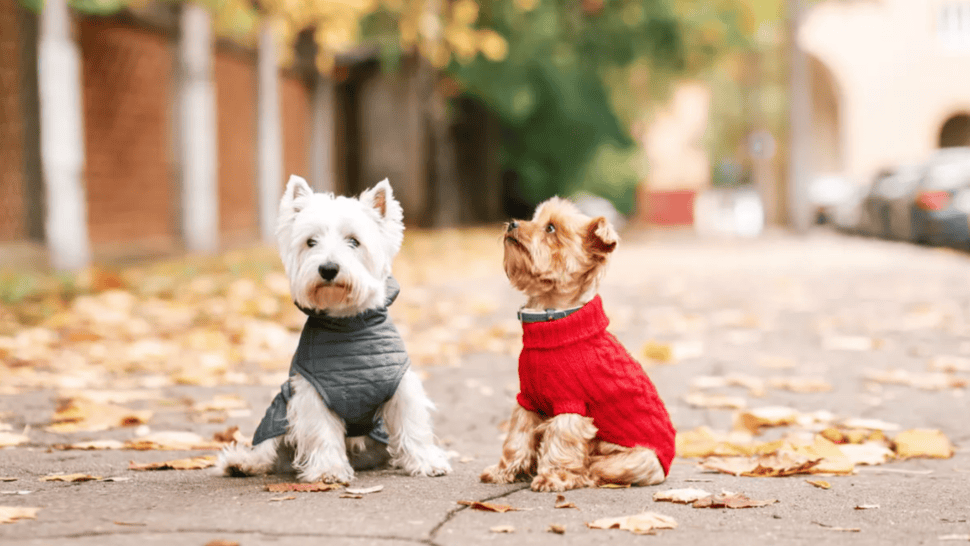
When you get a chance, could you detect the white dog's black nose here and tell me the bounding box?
[318,263,339,282]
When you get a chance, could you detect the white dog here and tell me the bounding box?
[217,175,452,483]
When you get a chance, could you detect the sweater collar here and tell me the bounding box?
[521,295,610,349]
[295,277,400,332]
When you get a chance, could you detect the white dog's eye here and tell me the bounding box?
[545,223,556,234]
[306,238,317,248]
[347,236,360,249]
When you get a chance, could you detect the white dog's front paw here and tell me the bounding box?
[299,463,355,484]
[403,446,452,477]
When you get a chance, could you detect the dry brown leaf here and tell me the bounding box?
[653,488,711,504]
[547,524,566,534]
[53,440,125,451]
[840,418,900,432]
[893,429,955,459]
[806,480,831,489]
[0,432,29,448]
[814,522,861,532]
[345,485,383,495]
[586,512,677,535]
[490,525,515,533]
[676,427,719,458]
[0,477,16,482]
[854,504,879,510]
[269,496,296,502]
[457,500,519,513]
[702,453,822,477]
[784,436,854,475]
[554,494,578,510]
[692,492,777,509]
[204,541,239,546]
[597,483,631,489]
[733,407,799,435]
[129,456,216,471]
[839,443,895,466]
[39,473,101,482]
[266,482,343,492]
[339,493,363,499]
[124,431,224,451]
[212,426,241,444]
[112,520,146,526]
[768,376,833,393]
[0,506,40,524]
[47,398,152,433]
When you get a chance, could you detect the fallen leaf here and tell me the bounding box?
[597,483,631,489]
[683,392,747,410]
[113,520,146,526]
[840,418,900,432]
[690,374,765,397]
[339,493,363,499]
[0,432,29,447]
[641,341,673,363]
[39,473,101,482]
[855,504,879,510]
[266,482,342,492]
[586,512,677,535]
[702,453,822,477]
[928,355,970,373]
[938,535,970,541]
[490,525,515,533]
[839,443,895,466]
[653,488,711,504]
[212,426,242,444]
[893,429,955,459]
[733,407,799,435]
[269,495,296,502]
[768,376,832,393]
[129,456,216,471]
[54,439,126,451]
[102,477,130,482]
[457,500,519,513]
[47,398,152,433]
[204,541,239,546]
[692,492,777,509]
[548,524,566,534]
[0,478,17,482]
[0,506,40,524]
[345,485,383,495]
[806,480,831,489]
[554,494,578,510]
[124,431,224,451]
[864,368,967,390]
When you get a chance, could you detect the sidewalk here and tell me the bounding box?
[1,230,969,545]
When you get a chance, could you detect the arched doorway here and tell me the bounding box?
[939,114,970,148]
[809,56,843,175]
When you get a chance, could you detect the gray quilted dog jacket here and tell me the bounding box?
[252,278,410,446]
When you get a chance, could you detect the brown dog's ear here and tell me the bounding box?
[585,216,618,255]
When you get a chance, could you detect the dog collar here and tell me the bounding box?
[517,305,584,323]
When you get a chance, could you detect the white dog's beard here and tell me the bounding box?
[311,283,352,308]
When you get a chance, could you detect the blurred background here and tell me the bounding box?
[1,0,970,271]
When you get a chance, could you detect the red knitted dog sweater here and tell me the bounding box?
[515,295,676,475]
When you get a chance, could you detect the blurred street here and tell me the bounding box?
[1,228,968,545]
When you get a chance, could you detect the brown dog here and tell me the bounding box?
[480,197,676,492]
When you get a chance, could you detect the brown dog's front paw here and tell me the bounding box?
[531,471,591,492]
[480,464,517,484]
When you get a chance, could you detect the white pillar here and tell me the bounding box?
[787,0,813,232]
[178,2,218,252]
[309,73,335,193]
[37,0,90,270]
[256,19,283,242]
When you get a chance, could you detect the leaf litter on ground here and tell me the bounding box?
[457,500,520,513]
[0,506,40,524]
[129,456,216,471]
[265,482,343,493]
[39,473,100,482]
[587,512,677,535]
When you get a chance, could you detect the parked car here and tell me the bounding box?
[911,150,970,247]
[860,164,923,240]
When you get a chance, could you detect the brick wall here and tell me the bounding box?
[0,0,24,242]
[281,73,309,182]
[79,19,176,250]
[215,47,257,244]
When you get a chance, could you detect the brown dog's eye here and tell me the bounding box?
[545,223,556,234]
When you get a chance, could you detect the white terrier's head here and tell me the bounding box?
[276,175,404,317]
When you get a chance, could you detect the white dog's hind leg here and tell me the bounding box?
[217,436,281,477]
[287,373,355,483]
[381,370,452,477]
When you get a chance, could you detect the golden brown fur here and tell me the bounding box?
[481,197,665,492]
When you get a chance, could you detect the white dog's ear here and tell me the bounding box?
[360,178,404,252]
[281,175,313,215]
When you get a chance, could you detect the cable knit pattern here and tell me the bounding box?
[516,295,676,475]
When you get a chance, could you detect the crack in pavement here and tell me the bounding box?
[425,483,530,546]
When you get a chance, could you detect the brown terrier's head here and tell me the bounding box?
[504,197,618,308]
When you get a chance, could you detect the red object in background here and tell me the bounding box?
[916,191,951,211]
[638,190,697,226]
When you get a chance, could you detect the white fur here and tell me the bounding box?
[217,176,450,482]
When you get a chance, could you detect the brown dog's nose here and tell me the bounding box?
[507,221,519,232]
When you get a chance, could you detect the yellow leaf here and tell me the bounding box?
[586,512,676,535]
[490,525,515,533]
[39,473,101,482]
[457,500,520,512]
[806,479,831,489]
[641,341,673,363]
[893,429,955,459]
[0,432,29,448]
[732,406,798,435]
[47,398,152,433]
[129,456,216,471]
[0,506,40,524]
[266,482,343,492]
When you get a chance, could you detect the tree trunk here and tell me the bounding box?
[177,2,218,253]
[37,0,89,270]
[787,0,813,232]
[256,18,283,242]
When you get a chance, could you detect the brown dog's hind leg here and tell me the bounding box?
[589,440,666,487]
[530,413,597,492]
[480,405,544,484]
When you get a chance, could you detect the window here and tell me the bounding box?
[938,1,970,52]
